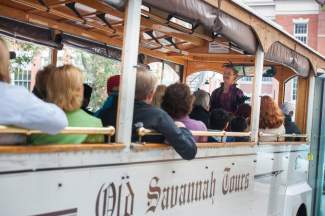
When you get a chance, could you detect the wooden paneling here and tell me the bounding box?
[295,77,309,133]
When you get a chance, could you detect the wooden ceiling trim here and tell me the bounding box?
[11,0,118,35]
[0,3,186,65]
[74,0,207,47]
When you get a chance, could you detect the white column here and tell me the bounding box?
[250,45,264,142]
[306,75,315,138]
[116,0,142,145]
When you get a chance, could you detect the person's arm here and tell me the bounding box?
[18,89,68,135]
[156,112,197,160]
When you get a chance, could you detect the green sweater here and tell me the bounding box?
[30,109,104,145]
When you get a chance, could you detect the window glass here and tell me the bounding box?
[294,23,308,44]
[2,35,51,91]
[238,77,279,103]
[186,71,223,94]
[169,17,193,29]
[148,62,179,86]
[57,46,120,111]
[284,76,298,118]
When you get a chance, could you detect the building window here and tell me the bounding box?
[11,70,31,90]
[294,22,308,44]
[2,35,51,91]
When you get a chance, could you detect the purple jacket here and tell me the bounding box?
[210,83,245,113]
[176,116,208,142]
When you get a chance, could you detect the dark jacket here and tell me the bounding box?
[284,115,301,141]
[100,94,118,128]
[132,100,197,160]
[189,105,209,128]
[100,94,119,142]
[210,83,245,113]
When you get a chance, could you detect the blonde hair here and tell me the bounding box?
[46,65,84,112]
[152,85,167,107]
[0,37,10,83]
[135,67,158,101]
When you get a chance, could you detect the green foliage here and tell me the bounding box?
[72,49,120,111]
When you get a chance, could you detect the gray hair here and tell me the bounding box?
[135,66,158,100]
[193,89,210,111]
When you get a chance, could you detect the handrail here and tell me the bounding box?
[0,126,116,136]
[0,144,125,154]
[131,141,256,151]
[258,132,308,138]
[137,127,251,138]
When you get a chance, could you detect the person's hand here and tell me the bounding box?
[175,121,186,128]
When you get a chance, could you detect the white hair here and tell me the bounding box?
[193,89,210,111]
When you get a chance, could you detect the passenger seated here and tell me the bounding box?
[82,83,94,115]
[189,89,210,127]
[95,75,120,118]
[208,109,230,142]
[132,67,197,160]
[227,117,249,142]
[281,102,301,141]
[32,64,56,100]
[151,84,166,108]
[30,65,104,145]
[96,75,120,129]
[161,83,208,142]
[0,37,67,145]
[259,96,285,142]
[235,103,251,120]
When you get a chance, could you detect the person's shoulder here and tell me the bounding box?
[70,109,102,127]
[0,82,30,96]
[189,118,207,130]
[211,86,222,95]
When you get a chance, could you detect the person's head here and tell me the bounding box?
[209,108,230,130]
[193,89,210,111]
[33,65,56,99]
[82,83,93,109]
[151,84,167,108]
[230,117,248,132]
[259,96,284,129]
[161,83,194,119]
[236,103,252,119]
[281,102,295,117]
[107,75,120,95]
[135,66,158,104]
[46,65,84,112]
[223,65,238,86]
[0,37,10,83]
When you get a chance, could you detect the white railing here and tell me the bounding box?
[258,132,308,142]
[137,127,251,142]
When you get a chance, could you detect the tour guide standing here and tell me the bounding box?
[210,65,245,113]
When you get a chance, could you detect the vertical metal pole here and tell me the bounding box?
[116,0,142,145]
[250,45,264,142]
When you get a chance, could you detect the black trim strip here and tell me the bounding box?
[32,208,77,216]
[254,170,284,179]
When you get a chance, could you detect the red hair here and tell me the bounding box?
[259,96,284,129]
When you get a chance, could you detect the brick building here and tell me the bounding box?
[241,0,325,55]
